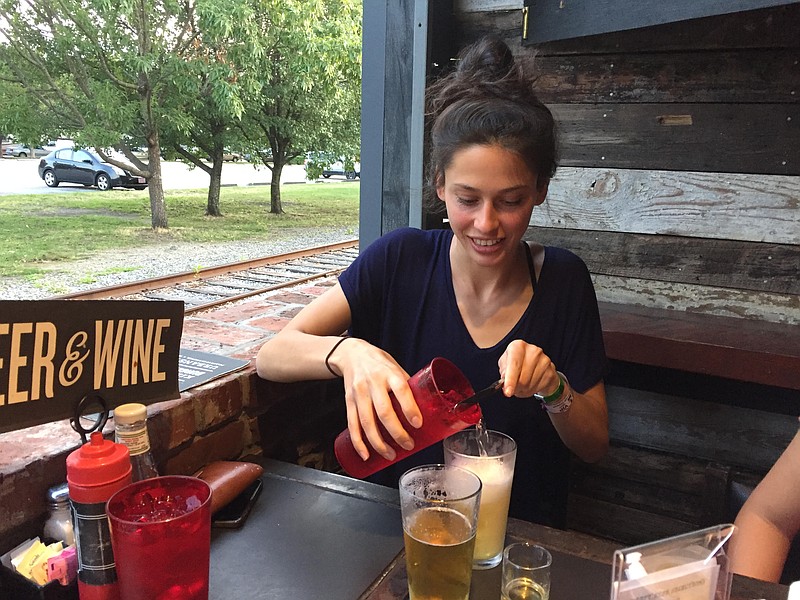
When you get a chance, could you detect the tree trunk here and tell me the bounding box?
[206,153,223,216]
[270,160,284,214]
[146,141,168,230]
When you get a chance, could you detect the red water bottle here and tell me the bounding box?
[67,431,132,600]
[334,357,482,479]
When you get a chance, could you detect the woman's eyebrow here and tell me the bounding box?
[452,183,530,193]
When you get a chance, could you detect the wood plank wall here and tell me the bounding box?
[453,1,800,549]
[459,3,800,323]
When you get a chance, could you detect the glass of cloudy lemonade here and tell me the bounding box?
[444,428,517,569]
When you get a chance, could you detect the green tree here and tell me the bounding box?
[0,0,227,229]
[0,0,360,219]
[0,0,161,227]
[152,0,256,217]
[232,0,362,214]
[0,31,66,146]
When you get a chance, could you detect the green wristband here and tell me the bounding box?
[535,373,565,404]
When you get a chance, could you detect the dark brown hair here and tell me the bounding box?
[424,36,557,207]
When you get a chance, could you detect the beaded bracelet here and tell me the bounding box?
[324,336,349,377]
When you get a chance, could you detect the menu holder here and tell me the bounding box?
[789,581,800,599]
[610,523,735,600]
[178,348,249,392]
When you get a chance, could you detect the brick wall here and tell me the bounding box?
[0,277,345,552]
[0,366,347,551]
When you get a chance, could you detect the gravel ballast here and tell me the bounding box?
[1,227,357,300]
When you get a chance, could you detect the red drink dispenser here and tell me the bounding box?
[67,431,132,600]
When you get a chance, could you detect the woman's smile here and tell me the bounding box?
[471,237,503,247]
[438,144,545,267]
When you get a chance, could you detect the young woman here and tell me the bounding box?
[256,36,609,527]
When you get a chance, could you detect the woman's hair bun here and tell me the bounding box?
[455,35,516,83]
[427,36,538,119]
[423,35,557,203]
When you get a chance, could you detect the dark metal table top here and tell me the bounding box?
[208,460,788,600]
[209,459,404,599]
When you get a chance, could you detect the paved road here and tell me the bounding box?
[0,157,314,195]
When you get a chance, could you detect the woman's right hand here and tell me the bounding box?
[256,282,422,462]
[328,337,422,462]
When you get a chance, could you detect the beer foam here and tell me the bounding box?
[451,458,512,486]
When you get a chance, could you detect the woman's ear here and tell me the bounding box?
[435,171,446,201]
[533,179,549,206]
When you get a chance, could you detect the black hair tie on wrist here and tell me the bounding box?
[325,336,349,377]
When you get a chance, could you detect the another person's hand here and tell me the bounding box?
[498,339,560,399]
[328,338,421,462]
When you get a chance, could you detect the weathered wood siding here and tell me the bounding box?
[453,1,800,550]
[459,3,800,319]
[455,3,799,340]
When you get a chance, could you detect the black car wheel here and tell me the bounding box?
[322,174,331,178]
[345,171,356,180]
[43,169,59,187]
[96,173,112,191]
[18,152,27,158]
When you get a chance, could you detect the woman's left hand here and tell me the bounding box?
[498,340,609,463]
[498,339,560,398]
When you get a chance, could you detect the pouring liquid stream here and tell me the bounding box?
[475,418,490,457]
[446,382,499,456]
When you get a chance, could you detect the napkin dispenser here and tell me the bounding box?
[610,523,735,600]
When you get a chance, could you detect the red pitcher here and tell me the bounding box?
[334,357,482,479]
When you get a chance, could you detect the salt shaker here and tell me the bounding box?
[43,482,75,546]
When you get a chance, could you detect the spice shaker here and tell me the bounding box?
[43,482,75,546]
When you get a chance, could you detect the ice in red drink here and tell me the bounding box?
[107,476,211,600]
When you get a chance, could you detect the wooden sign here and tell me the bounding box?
[522,0,800,44]
[0,300,184,434]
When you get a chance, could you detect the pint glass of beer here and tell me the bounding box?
[399,464,482,600]
[444,429,517,569]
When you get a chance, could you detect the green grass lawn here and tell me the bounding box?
[0,183,359,277]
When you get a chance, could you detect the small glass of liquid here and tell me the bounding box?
[502,542,552,600]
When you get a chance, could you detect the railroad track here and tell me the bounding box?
[55,240,359,314]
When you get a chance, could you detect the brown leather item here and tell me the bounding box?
[193,461,264,514]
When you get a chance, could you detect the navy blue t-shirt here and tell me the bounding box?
[338,227,607,527]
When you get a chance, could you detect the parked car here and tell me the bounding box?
[202,149,242,162]
[322,159,360,180]
[3,143,33,158]
[38,148,148,191]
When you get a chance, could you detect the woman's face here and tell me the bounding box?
[437,144,547,267]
